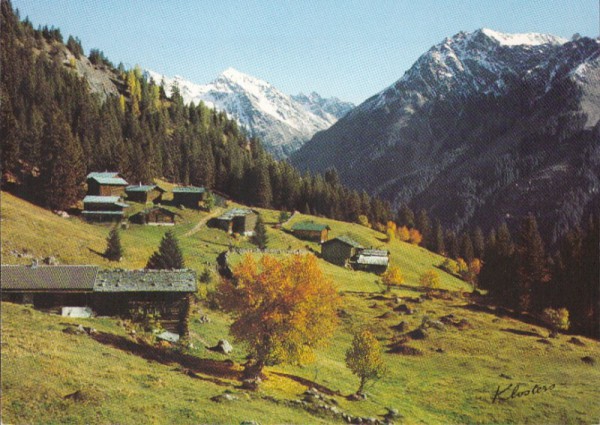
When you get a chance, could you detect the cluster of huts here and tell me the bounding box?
[0,264,197,334]
[290,220,390,273]
[82,172,207,225]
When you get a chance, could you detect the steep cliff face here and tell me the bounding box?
[292,29,600,241]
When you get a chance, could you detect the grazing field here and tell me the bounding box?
[2,191,600,424]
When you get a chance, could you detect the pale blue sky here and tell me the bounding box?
[12,0,599,104]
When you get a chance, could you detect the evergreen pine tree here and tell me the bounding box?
[397,204,415,228]
[433,219,445,255]
[37,110,85,211]
[445,230,460,259]
[515,214,547,312]
[253,214,268,250]
[459,232,475,263]
[104,227,123,261]
[415,209,432,249]
[472,226,485,259]
[146,230,185,269]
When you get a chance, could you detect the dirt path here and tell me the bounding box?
[183,207,224,237]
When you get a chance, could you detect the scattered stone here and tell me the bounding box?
[435,348,445,353]
[499,373,513,380]
[537,338,552,345]
[196,315,211,324]
[427,320,446,331]
[54,210,69,218]
[157,331,180,343]
[384,407,400,419]
[43,256,59,265]
[211,393,238,403]
[568,337,585,346]
[581,356,595,365]
[407,328,428,340]
[439,314,456,324]
[211,339,233,354]
[347,393,367,401]
[240,421,259,425]
[369,303,381,309]
[241,378,261,390]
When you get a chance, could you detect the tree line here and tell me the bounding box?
[0,0,392,225]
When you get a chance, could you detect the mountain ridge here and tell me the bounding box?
[292,28,600,242]
[145,68,354,158]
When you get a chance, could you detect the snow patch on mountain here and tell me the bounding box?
[480,28,567,46]
[144,68,354,158]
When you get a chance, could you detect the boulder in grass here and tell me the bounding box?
[211,339,233,354]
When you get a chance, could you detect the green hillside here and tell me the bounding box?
[2,191,600,424]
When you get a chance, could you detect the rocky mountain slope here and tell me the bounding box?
[292,29,600,242]
[146,69,353,158]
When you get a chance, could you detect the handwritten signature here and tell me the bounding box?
[492,383,556,403]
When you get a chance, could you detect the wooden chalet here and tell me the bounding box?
[291,221,331,243]
[125,184,165,204]
[216,208,258,236]
[130,206,179,225]
[86,172,129,197]
[1,265,197,334]
[321,236,363,266]
[82,195,129,222]
[172,186,205,209]
[350,249,390,274]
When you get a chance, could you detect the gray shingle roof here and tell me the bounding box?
[217,208,256,221]
[291,221,331,232]
[0,265,98,291]
[354,254,390,266]
[83,195,121,203]
[125,184,157,193]
[94,269,197,292]
[172,186,205,194]
[87,172,128,186]
[0,266,197,293]
[323,236,363,248]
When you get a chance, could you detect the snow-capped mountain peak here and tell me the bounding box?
[144,68,354,158]
[479,28,568,47]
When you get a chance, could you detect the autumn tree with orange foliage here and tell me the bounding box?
[409,228,423,245]
[218,254,340,380]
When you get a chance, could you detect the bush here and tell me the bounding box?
[419,270,441,291]
[541,308,570,337]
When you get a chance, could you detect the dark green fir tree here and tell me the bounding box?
[146,230,185,269]
[253,214,268,250]
[104,227,124,261]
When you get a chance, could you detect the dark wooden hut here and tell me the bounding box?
[291,221,331,243]
[125,184,165,204]
[172,186,205,209]
[215,208,258,236]
[130,206,179,225]
[1,265,197,334]
[321,236,363,266]
[86,172,129,197]
[350,249,390,274]
[82,195,129,222]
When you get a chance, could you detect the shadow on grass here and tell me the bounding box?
[87,247,106,259]
[501,328,542,337]
[271,371,341,396]
[91,331,240,385]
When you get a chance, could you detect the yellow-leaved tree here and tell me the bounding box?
[381,266,404,292]
[419,269,441,292]
[218,254,340,380]
[345,329,387,395]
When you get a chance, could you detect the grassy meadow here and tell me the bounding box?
[2,191,599,424]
